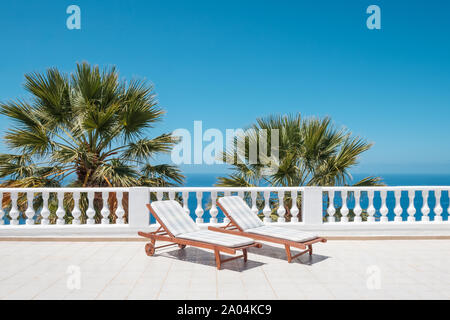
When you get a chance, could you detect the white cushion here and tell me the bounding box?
[246,225,319,242]
[150,200,200,237]
[178,230,254,247]
[218,196,264,231]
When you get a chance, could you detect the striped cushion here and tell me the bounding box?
[178,230,254,247]
[150,200,200,236]
[218,196,264,231]
[246,225,319,242]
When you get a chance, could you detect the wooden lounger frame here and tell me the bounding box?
[209,202,327,263]
[138,204,262,270]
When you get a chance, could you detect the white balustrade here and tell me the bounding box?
[421,190,430,222]
[433,190,443,222]
[407,190,416,222]
[0,192,4,225]
[25,191,35,225]
[0,186,448,236]
[367,190,376,222]
[209,191,218,223]
[393,190,402,222]
[353,190,362,223]
[115,191,125,224]
[290,190,299,223]
[182,191,189,215]
[71,192,82,225]
[86,191,96,224]
[263,191,272,223]
[380,190,388,223]
[277,191,286,222]
[41,191,50,225]
[195,191,204,223]
[55,191,66,225]
[250,191,258,215]
[327,190,336,223]
[340,191,349,223]
[9,192,19,225]
[100,191,110,224]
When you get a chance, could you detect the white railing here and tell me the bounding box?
[0,188,128,226]
[147,187,305,224]
[0,186,449,237]
[323,186,450,224]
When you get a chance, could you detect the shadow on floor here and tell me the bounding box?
[157,247,265,271]
[247,244,330,265]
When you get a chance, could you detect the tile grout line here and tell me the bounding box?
[33,242,106,300]
[1,243,83,299]
[155,260,174,300]
[261,266,278,299]
[94,245,142,299]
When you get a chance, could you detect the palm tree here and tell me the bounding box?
[215,113,383,221]
[0,62,183,223]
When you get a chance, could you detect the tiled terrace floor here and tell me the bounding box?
[0,240,449,300]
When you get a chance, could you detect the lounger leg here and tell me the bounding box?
[145,238,156,256]
[242,249,247,262]
[214,249,221,270]
[308,244,313,256]
[285,244,292,263]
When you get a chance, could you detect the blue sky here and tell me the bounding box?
[0,0,449,175]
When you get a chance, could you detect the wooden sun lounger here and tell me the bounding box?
[209,201,327,263]
[138,204,262,269]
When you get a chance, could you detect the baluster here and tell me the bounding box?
[100,191,110,224]
[353,190,362,223]
[195,191,204,223]
[182,191,190,215]
[210,191,218,224]
[238,190,244,198]
[156,191,163,201]
[25,191,35,225]
[421,190,430,222]
[41,192,50,225]
[0,192,4,225]
[9,192,20,225]
[407,190,416,222]
[277,191,286,222]
[56,191,65,225]
[71,192,81,225]
[290,190,299,223]
[327,190,336,223]
[433,189,443,222]
[168,191,175,200]
[447,190,450,221]
[115,191,125,224]
[380,190,388,223]
[263,191,271,223]
[223,191,231,223]
[367,190,376,222]
[393,190,402,222]
[250,191,258,215]
[340,190,349,223]
[86,191,96,224]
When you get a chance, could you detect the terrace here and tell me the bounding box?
[1,186,450,299]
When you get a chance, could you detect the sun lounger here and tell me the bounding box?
[138,200,262,269]
[209,196,327,263]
